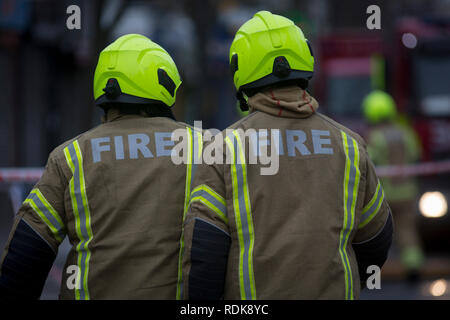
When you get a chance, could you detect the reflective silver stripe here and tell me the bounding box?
[191,129,202,189]
[190,189,228,224]
[26,191,65,241]
[225,132,256,300]
[177,127,202,300]
[340,131,360,300]
[65,141,93,300]
[359,182,385,228]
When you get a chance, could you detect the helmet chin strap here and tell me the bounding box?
[236,90,249,111]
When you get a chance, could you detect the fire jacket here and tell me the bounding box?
[366,122,421,202]
[0,109,202,299]
[181,86,392,300]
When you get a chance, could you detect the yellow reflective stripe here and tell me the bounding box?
[359,181,385,229]
[32,189,64,227]
[196,128,203,162]
[64,146,75,171]
[233,131,256,300]
[226,132,256,300]
[63,146,82,240]
[64,140,93,300]
[64,147,81,239]
[339,131,360,300]
[74,141,93,300]
[362,182,381,214]
[339,132,351,300]
[191,184,226,207]
[225,134,246,299]
[64,145,83,300]
[184,127,193,213]
[24,197,63,243]
[24,188,65,242]
[190,196,228,224]
[176,127,194,300]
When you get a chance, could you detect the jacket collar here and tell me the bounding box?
[101,108,146,123]
[247,85,319,119]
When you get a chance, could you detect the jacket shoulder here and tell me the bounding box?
[226,112,260,131]
[49,137,79,160]
[315,113,367,148]
[48,124,102,162]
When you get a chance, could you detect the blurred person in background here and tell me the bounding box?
[181,11,393,300]
[363,90,425,281]
[0,34,201,299]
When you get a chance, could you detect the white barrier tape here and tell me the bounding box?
[1,160,450,182]
[376,160,450,178]
[0,168,44,183]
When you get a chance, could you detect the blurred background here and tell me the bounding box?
[0,0,449,299]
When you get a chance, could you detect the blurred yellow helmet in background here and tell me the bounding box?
[363,90,397,124]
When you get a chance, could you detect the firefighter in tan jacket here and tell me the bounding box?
[180,11,393,300]
[363,90,424,279]
[0,34,201,299]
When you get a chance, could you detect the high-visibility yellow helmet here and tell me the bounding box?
[362,90,397,124]
[94,34,182,107]
[229,11,314,110]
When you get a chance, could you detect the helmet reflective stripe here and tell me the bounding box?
[94,34,182,107]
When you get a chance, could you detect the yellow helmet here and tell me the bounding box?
[362,90,397,124]
[230,11,314,110]
[94,34,182,107]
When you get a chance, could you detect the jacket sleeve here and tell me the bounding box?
[181,137,230,300]
[353,148,393,284]
[0,152,67,299]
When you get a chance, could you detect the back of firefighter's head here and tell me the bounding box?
[93,34,182,114]
[362,90,397,124]
[229,11,314,111]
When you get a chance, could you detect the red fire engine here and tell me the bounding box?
[315,16,450,254]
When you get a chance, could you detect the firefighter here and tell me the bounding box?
[180,11,393,300]
[362,90,425,280]
[0,34,202,299]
